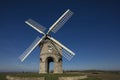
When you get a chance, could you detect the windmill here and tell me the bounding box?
[19,9,75,73]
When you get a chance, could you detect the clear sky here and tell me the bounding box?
[0,0,120,72]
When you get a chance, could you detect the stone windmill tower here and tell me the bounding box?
[39,39,62,73]
[19,9,75,73]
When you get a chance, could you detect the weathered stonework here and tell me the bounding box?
[6,75,87,80]
[39,39,63,73]
[58,75,87,80]
[6,75,44,80]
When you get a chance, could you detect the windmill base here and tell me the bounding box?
[39,61,63,74]
[39,39,63,74]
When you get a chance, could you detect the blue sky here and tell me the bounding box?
[0,0,120,72]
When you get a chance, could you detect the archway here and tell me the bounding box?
[47,57,54,73]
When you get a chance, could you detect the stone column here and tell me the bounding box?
[54,59,63,73]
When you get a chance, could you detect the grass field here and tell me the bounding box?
[85,71,120,80]
[0,73,7,80]
[0,71,120,80]
[1,73,87,80]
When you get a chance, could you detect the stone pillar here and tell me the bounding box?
[39,62,47,73]
[54,61,63,73]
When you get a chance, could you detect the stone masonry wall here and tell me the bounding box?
[58,75,87,80]
[6,75,44,80]
[6,75,87,80]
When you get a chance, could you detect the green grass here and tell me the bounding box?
[8,73,85,80]
[0,73,7,80]
[0,73,102,80]
[2,72,120,80]
[1,71,120,80]
[81,77,101,80]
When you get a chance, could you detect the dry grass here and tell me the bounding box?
[85,71,120,80]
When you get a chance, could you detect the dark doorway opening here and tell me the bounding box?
[47,57,54,73]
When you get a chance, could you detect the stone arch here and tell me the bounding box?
[46,56,54,73]
[46,56,54,63]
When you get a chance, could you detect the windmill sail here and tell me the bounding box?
[47,36,75,60]
[25,19,46,35]
[19,9,75,62]
[47,9,74,34]
[19,36,45,62]
[62,49,74,61]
